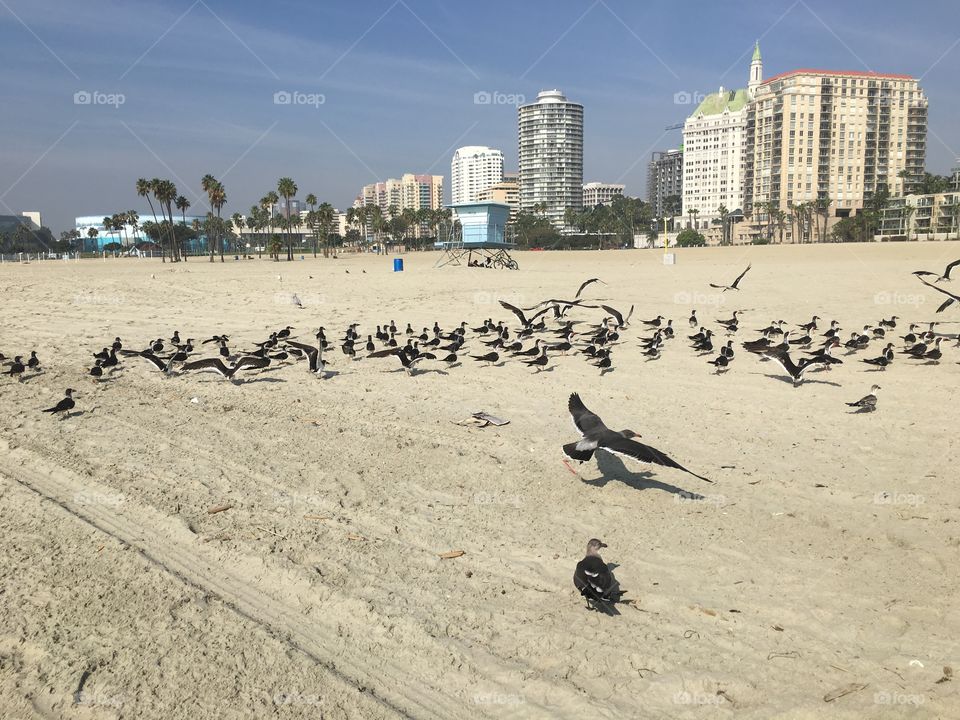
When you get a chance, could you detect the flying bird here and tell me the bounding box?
[913,258,960,282]
[915,276,960,313]
[710,264,751,292]
[563,393,712,482]
[574,277,604,298]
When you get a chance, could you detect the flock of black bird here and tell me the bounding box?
[2,259,957,613]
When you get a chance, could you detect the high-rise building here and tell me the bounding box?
[451,146,504,205]
[358,174,444,214]
[355,174,444,238]
[582,182,625,207]
[682,71,751,226]
[744,68,928,235]
[647,149,684,217]
[518,89,584,228]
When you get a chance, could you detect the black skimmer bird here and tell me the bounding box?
[862,343,895,370]
[4,356,25,381]
[202,335,229,345]
[913,258,960,283]
[285,340,328,376]
[499,300,552,330]
[709,264,751,292]
[919,337,944,363]
[42,389,75,418]
[761,347,841,386]
[600,304,633,329]
[138,352,177,374]
[182,356,269,380]
[574,278,604,298]
[368,346,424,375]
[720,340,735,359]
[847,385,880,413]
[688,310,698,328]
[513,339,542,358]
[798,316,820,332]
[89,360,104,380]
[878,317,899,329]
[27,351,40,371]
[641,315,664,328]
[593,353,614,374]
[471,351,500,366]
[916,276,960,313]
[707,354,730,373]
[573,538,623,609]
[563,393,712,482]
[277,326,294,339]
[523,346,550,372]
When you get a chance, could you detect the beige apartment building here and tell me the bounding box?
[476,177,520,221]
[743,68,927,241]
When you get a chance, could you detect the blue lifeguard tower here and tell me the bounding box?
[435,202,518,269]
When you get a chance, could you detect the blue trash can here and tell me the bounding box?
[393,258,404,272]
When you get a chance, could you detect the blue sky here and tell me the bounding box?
[2,0,958,232]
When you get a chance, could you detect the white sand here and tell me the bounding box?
[0,244,958,718]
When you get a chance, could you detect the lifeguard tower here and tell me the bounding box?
[435,202,518,269]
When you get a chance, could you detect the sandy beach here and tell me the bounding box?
[1,244,958,719]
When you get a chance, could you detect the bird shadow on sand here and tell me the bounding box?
[758,373,842,388]
[238,377,286,385]
[580,453,705,499]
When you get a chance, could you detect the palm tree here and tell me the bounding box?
[276,177,298,260]
[136,178,163,261]
[176,196,190,225]
[152,179,180,261]
[716,204,729,246]
[209,183,227,261]
[305,193,318,257]
[317,202,335,257]
[127,210,140,246]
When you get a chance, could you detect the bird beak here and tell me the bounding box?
[599,542,608,548]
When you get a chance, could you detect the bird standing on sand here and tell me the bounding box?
[4,356,25,381]
[847,385,880,413]
[42,389,75,418]
[573,538,623,607]
[563,393,712,482]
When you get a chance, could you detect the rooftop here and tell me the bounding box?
[762,68,916,85]
[691,88,750,116]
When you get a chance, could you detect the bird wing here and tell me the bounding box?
[575,278,603,298]
[600,305,625,327]
[574,556,613,600]
[730,264,752,288]
[285,339,319,356]
[234,355,270,371]
[499,300,528,326]
[916,276,960,312]
[139,353,167,372]
[944,258,960,279]
[761,347,800,376]
[367,347,400,359]
[708,283,728,289]
[183,358,230,376]
[567,392,609,438]
[599,435,712,483]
